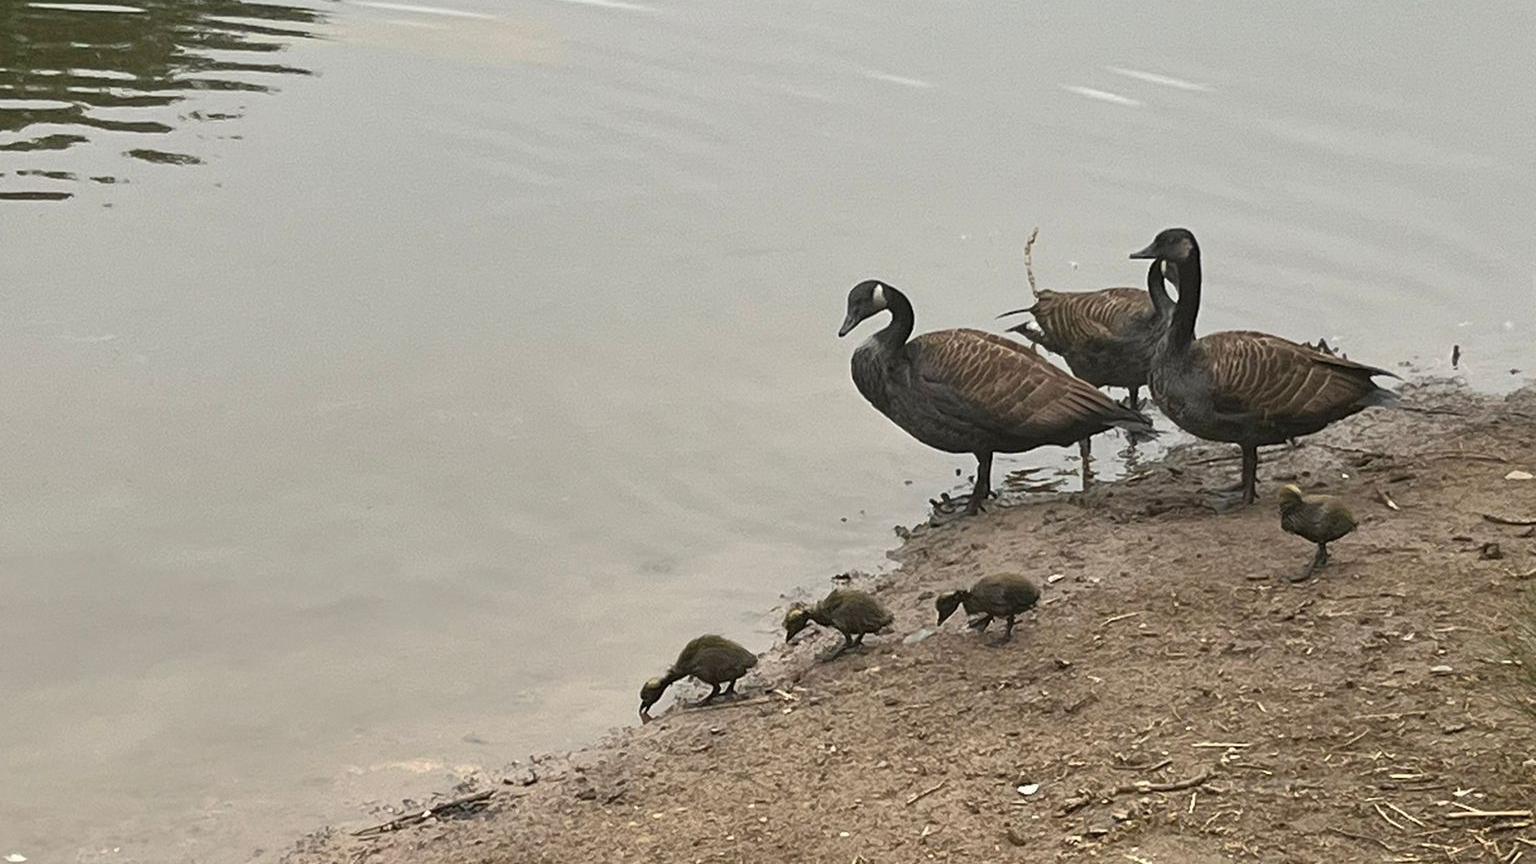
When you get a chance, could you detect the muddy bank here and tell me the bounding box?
[284,379,1536,864]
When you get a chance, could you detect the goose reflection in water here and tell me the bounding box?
[0,0,326,200]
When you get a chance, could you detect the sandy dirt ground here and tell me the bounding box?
[283,379,1536,864]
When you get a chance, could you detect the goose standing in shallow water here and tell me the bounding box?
[999,234,1177,483]
[838,279,1156,515]
[999,229,1176,411]
[1130,228,1398,505]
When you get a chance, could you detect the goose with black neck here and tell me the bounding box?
[837,279,1157,516]
[1130,228,1399,506]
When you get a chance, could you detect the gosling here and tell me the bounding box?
[936,573,1040,644]
[1278,484,1358,581]
[638,634,757,722]
[783,588,894,661]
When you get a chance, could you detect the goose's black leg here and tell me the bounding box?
[1079,437,1093,488]
[1124,386,1141,412]
[698,682,722,705]
[964,452,994,516]
[1240,444,1259,505]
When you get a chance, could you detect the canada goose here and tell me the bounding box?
[1278,484,1358,581]
[936,573,1040,644]
[1129,228,1398,505]
[784,588,894,661]
[838,280,1157,515]
[999,230,1176,412]
[638,634,757,722]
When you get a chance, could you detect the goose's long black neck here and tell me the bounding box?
[875,286,915,352]
[1165,250,1202,351]
[1146,259,1175,318]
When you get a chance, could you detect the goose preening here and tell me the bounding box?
[638,634,757,722]
[1278,484,1358,581]
[936,573,1040,644]
[838,279,1157,514]
[999,229,1176,412]
[1129,228,1399,506]
[783,588,894,661]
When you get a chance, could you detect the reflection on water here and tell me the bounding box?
[0,0,324,200]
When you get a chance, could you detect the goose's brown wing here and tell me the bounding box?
[1196,331,1396,427]
[1030,288,1153,347]
[907,329,1148,442]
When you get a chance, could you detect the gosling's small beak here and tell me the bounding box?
[639,707,653,723]
[1128,241,1160,260]
[837,310,861,337]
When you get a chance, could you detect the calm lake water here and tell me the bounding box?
[2,0,1532,860]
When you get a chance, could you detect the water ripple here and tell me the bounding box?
[0,0,326,200]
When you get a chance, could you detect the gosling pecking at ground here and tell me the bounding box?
[784,588,894,661]
[639,634,758,722]
[1278,484,1358,581]
[936,573,1041,644]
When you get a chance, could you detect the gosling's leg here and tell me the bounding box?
[852,632,866,648]
[1079,437,1093,488]
[964,452,994,516]
[992,614,1018,646]
[821,631,854,662]
[698,682,722,706]
[1125,386,1141,412]
[967,614,993,633]
[725,678,738,696]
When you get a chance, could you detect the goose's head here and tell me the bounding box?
[638,676,668,722]
[935,590,969,625]
[1130,228,1198,264]
[838,279,891,337]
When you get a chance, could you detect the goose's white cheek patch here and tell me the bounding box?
[871,283,887,310]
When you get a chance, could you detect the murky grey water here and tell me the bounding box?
[2,0,1532,860]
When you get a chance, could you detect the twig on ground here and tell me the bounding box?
[1374,802,1409,831]
[1446,806,1534,820]
[1383,801,1427,828]
[1483,513,1536,527]
[1417,450,1510,464]
[1327,826,1400,852]
[353,790,497,837]
[1112,767,1217,796]
[1101,612,1143,626]
[1354,711,1429,721]
[905,780,947,806]
[1375,485,1401,511]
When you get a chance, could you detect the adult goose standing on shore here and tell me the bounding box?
[1129,228,1398,505]
[838,279,1156,515]
[998,229,1176,482]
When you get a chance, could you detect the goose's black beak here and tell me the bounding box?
[837,311,861,337]
[1128,241,1160,260]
